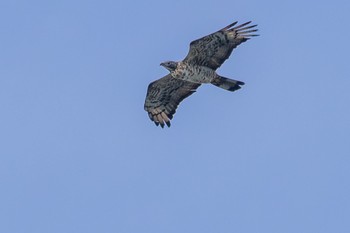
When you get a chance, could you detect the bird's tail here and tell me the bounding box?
[211,75,245,92]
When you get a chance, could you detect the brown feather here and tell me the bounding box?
[184,21,258,70]
[144,74,200,127]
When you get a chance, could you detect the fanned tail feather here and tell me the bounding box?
[211,75,245,92]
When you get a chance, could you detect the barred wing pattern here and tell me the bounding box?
[184,21,258,70]
[144,74,200,128]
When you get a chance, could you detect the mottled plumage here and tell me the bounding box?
[144,21,258,127]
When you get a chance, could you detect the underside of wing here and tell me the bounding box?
[184,21,258,70]
[144,74,200,128]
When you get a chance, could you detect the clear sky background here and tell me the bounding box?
[1,0,349,232]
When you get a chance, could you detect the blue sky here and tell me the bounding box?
[1,0,349,232]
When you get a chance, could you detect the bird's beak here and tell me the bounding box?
[160,62,164,66]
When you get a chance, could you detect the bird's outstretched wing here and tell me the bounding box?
[144,74,200,128]
[184,21,258,70]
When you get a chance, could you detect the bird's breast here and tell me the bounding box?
[172,63,215,84]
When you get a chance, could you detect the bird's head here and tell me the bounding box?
[160,61,178,72]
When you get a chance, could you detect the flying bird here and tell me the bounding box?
[144,21,258,127]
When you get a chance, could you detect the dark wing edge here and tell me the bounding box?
[184,21,259,70]
[144,74,200,128]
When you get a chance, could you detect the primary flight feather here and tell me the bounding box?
[144,20,258,128]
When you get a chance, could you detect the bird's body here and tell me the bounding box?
[144,20,258,127]
[172,62,216,84]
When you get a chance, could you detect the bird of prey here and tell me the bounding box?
[144,20,258,127]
